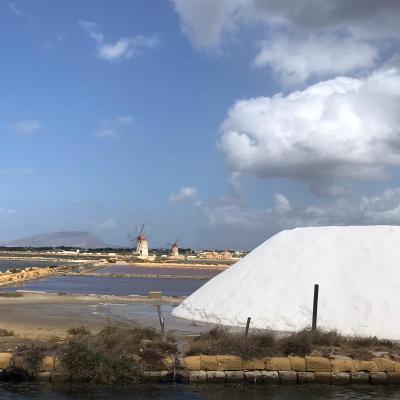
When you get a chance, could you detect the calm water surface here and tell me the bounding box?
[1,384,400,400]
[1,275,207,297]
[96,265,221,278]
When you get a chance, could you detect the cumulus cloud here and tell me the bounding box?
[253,35,378,85]
[172,0,400,83]
[79,20,158,61]
[219,64,400,196]
[9,119,42,134]
[169,187,197,204]
[200,188,400,244]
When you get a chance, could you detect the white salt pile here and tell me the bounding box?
[172,226,400,339]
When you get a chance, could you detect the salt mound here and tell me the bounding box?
[173,226,400,339]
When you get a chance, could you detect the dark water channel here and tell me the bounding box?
[2,383,400,400]
[0,260,79,272]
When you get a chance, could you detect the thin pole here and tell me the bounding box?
[312,284,319,332]
[157,305,165,340]
[245,317,251,339]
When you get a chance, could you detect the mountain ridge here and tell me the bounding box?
[1,231,112,248]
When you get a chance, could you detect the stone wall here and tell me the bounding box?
[1,352,400,384]
[0,266,67,287]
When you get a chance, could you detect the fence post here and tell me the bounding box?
[156,305,165,340]
[312,284,319,332]
[245,317,251,339]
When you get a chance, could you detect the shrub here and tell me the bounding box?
[279,329,312,356]
[186,326,276,359]
[0,292,23,298]
[61,323,177,384]
[311,328,345,346]
[0,328,15,337]
[350,335,393,348]
[14,343,48,375]
[67,326,91,336]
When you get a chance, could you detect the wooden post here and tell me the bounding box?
[156,305,165,340]
[312,284,319,332]
[245,317,251,339]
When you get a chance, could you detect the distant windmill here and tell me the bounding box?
[129,224,149,257]
[170,238,180,257]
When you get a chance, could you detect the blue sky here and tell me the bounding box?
[1,1,400,249]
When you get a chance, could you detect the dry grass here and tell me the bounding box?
[0,328,15,337]
[0,292,23,298]
[61,323,177,384]
[185,326,398,359]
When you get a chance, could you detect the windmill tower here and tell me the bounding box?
[129,225,149,257]
[171,239,179,257]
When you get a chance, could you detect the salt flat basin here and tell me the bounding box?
[0,275,207,297]
[95,264,222,278]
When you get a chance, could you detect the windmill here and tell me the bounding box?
[170,238,180,257]
[129,224,149,257]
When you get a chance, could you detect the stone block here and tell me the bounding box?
[244,370,262,384]
[297,372,315,383]
[183,356,201,371]
[351,372,369,384]
[140,371,163,382]
[217,355,243,371]
[207,370,226,383]
[0,353,12,369]
[354,360,379,372]
[370,372,388,384]
[162,355,175,370]
[254,358,268,370]
[242,359,254,370]
[267,357,291,371]
[289,356,306,372]
[372,358,394,372]
[37,371,51,381]
[189,370,207,383]
[305,356,331,372]
[331,359,356,373]
[314,372,332,384]
[331,372,350,385]
[225,370,244,383]
[387,372,400,384]
[200,355,219,371]
[261,370,279,384]
[279,371,297,384]
[394,361,400,373]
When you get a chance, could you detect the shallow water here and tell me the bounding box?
[1,275,207,297]
[96,265,221,278]
[2,384,400,400]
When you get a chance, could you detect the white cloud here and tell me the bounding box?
[172,0,400,83]
[169,187,197,204]
[9,120,42,134]
[219,64,400,196]
[253,35,378,85]
[0,208,16,215]
[199,188,400,242]
[117,115,134,126]
[95,115,134,139]
[9,2,32,19]
[172,0,248,49]
[79,20,158,61]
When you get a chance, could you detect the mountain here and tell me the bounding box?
[2,231,112,248]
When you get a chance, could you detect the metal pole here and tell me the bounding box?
[312,284,319,332]
[245,317,251,339]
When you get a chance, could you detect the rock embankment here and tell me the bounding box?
[1,352,400,385]
[0,266,70,287]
